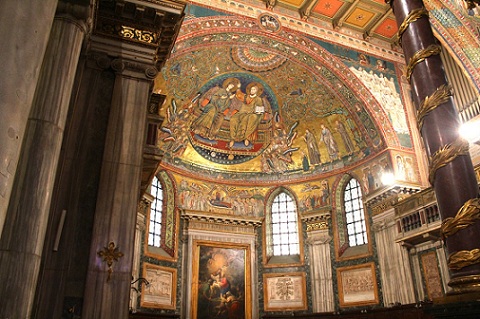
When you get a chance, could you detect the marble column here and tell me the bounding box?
[0,0,58,235]
[82,57,155,318]
[307,229,334,313]
[372,210,416,305]
[0,5,87,318]
[388,0,480,293]
[32,53,115,318]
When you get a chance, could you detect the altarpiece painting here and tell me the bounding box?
[191,240,252,319]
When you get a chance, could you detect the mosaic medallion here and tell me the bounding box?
[231,47,287,72]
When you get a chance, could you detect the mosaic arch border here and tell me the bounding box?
[425,0,480,90]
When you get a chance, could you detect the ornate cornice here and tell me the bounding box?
[365,183,421,215]
[181,209,263,228]
[92,0,186,69]
[301,208,331,232]
[394,187,436,216]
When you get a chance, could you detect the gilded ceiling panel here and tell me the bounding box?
[312,0,345,18]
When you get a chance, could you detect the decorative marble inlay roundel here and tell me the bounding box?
[231,47,287,72]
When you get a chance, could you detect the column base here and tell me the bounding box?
[448,275,480,294]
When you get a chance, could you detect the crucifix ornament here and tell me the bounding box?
[97,241,124,282]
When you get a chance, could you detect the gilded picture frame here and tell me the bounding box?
[337,262,379,307]
[191,240,252,319]
[140,263,177,310]
[263,272,307,311]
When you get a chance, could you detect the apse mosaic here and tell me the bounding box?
[349,65,412,148]
[174,174,268,216]
[354,151,419,195]
[155,6,419,184]
[426,0,480,89]
[290,180,332,213]
[173,172,335,216]
[158,45,384,181]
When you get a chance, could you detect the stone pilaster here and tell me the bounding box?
[82,1,185,316]
[0,3,87,317]
[372,209,416,305]
[0,0,58,235]
[82,55,156,318]
[306,229,334,313]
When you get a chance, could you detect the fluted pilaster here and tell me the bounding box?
[306,229,334,312]
[130,196,150,312]
[82,58,155,318]
[372,209,416,305]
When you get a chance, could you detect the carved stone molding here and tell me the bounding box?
[306,230,332,245]
[138,193,153,216]
[93,0,185,69]
[57,0,91,18]
[301,208,331,232]
[111,58,159,79]
[181,210,263,228]
[365,184,421,215]
[371,208,396,232]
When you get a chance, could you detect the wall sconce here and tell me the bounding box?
[131,277,150,294]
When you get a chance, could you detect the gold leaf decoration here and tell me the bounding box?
[448,249,480,270]
[406,44,441,82]
[397,8,429,47]
[97,241,125,282]
[417,84,452,133]
[442,198,480,239]
[428,138,469,185]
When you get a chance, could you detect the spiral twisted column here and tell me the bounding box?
[388,0,480,293]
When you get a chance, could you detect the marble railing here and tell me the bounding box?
[393,188,441,247]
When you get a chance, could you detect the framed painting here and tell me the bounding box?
[140,263,177,309]
[263,272,307,311]
[337,262,379,307]
[191,240,251,319]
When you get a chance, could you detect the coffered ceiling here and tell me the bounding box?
[268,0,398,43]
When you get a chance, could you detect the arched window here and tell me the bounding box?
[344,178,367,246]
[271,192,299,256]
[145,171,177,260]
[148,176,163,247]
